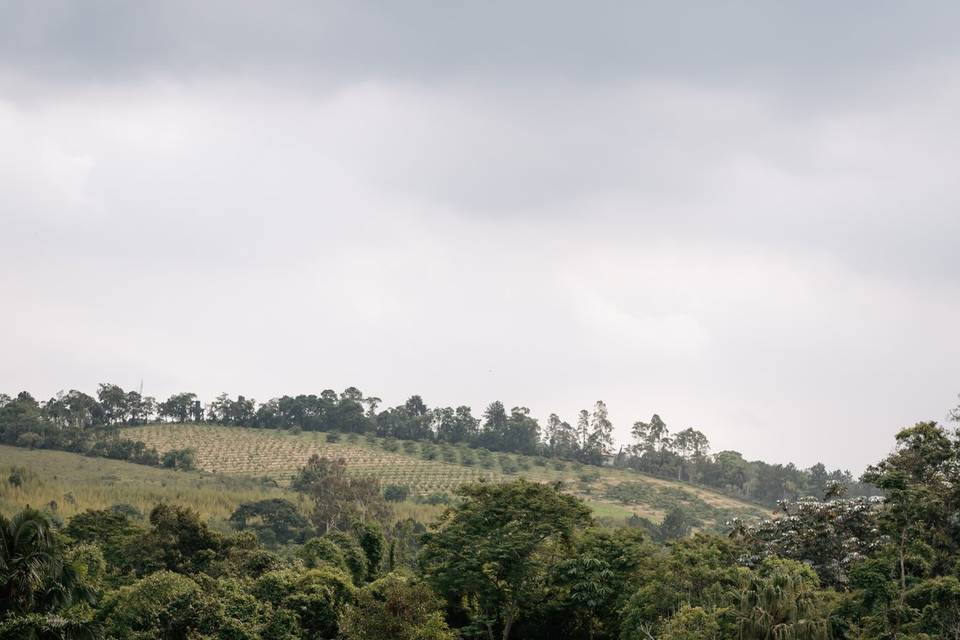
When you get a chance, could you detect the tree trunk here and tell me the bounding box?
[501,611,516,640]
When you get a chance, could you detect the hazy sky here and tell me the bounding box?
[3,2,959,472]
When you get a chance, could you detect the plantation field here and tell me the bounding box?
[0,444,446,527]
[121,424,769,528]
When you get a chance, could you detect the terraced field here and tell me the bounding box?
[122,424,770,528]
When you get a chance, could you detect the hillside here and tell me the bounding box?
[120,423,769,529]
[0,444,294,523]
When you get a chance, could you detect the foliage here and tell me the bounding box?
[339,573,456,640]
[422,480,592,640]
[63,509,142,573]
[253,566,356,639]
[2,396,959,640]
[731,494,886,588]
[160,447,196,470]
[97,570,200,638]
[326,531,369,585]
[658,604,723,640]
[352,520,386,581]
[131,503,222,575]
[385,484,411,502]
[619,534,748,637]
[298,537,349,573]
[0,508,91,615]
[732,558,831,640]
[291,455,390,534]
[229,498,311,545]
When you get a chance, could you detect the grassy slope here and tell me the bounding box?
[0,444,443,528]
[0,444,292,524]
[118,423,769,528]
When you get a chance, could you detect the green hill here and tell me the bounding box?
[118,423,768,530]
[1,424,769,531]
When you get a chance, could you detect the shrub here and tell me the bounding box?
[384,484,411,503]
[110,503,143,519]
[326,431,342,443]
[15,432,43,449]
[7,466,26,488]
[161,448,196,471]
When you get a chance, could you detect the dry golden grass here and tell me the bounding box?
[0,444,296,524]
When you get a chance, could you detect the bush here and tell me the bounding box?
[384,484,411,503]
[15,432,43,449]
[417,492,451,506]
[161,448,196,471]
[326,431,342,443]
[109,503,143,519]
[499,457,518,475]
[7,466,26,488]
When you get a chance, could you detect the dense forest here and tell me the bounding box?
[1,409,959,639]
[0,384,875,507]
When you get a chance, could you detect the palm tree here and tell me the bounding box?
[734,559,830,640]
[0,507,88,615]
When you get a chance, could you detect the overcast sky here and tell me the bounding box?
[2,2,959,472]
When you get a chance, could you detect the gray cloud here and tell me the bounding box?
[2,2,959,472]
[4,2,960,90]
